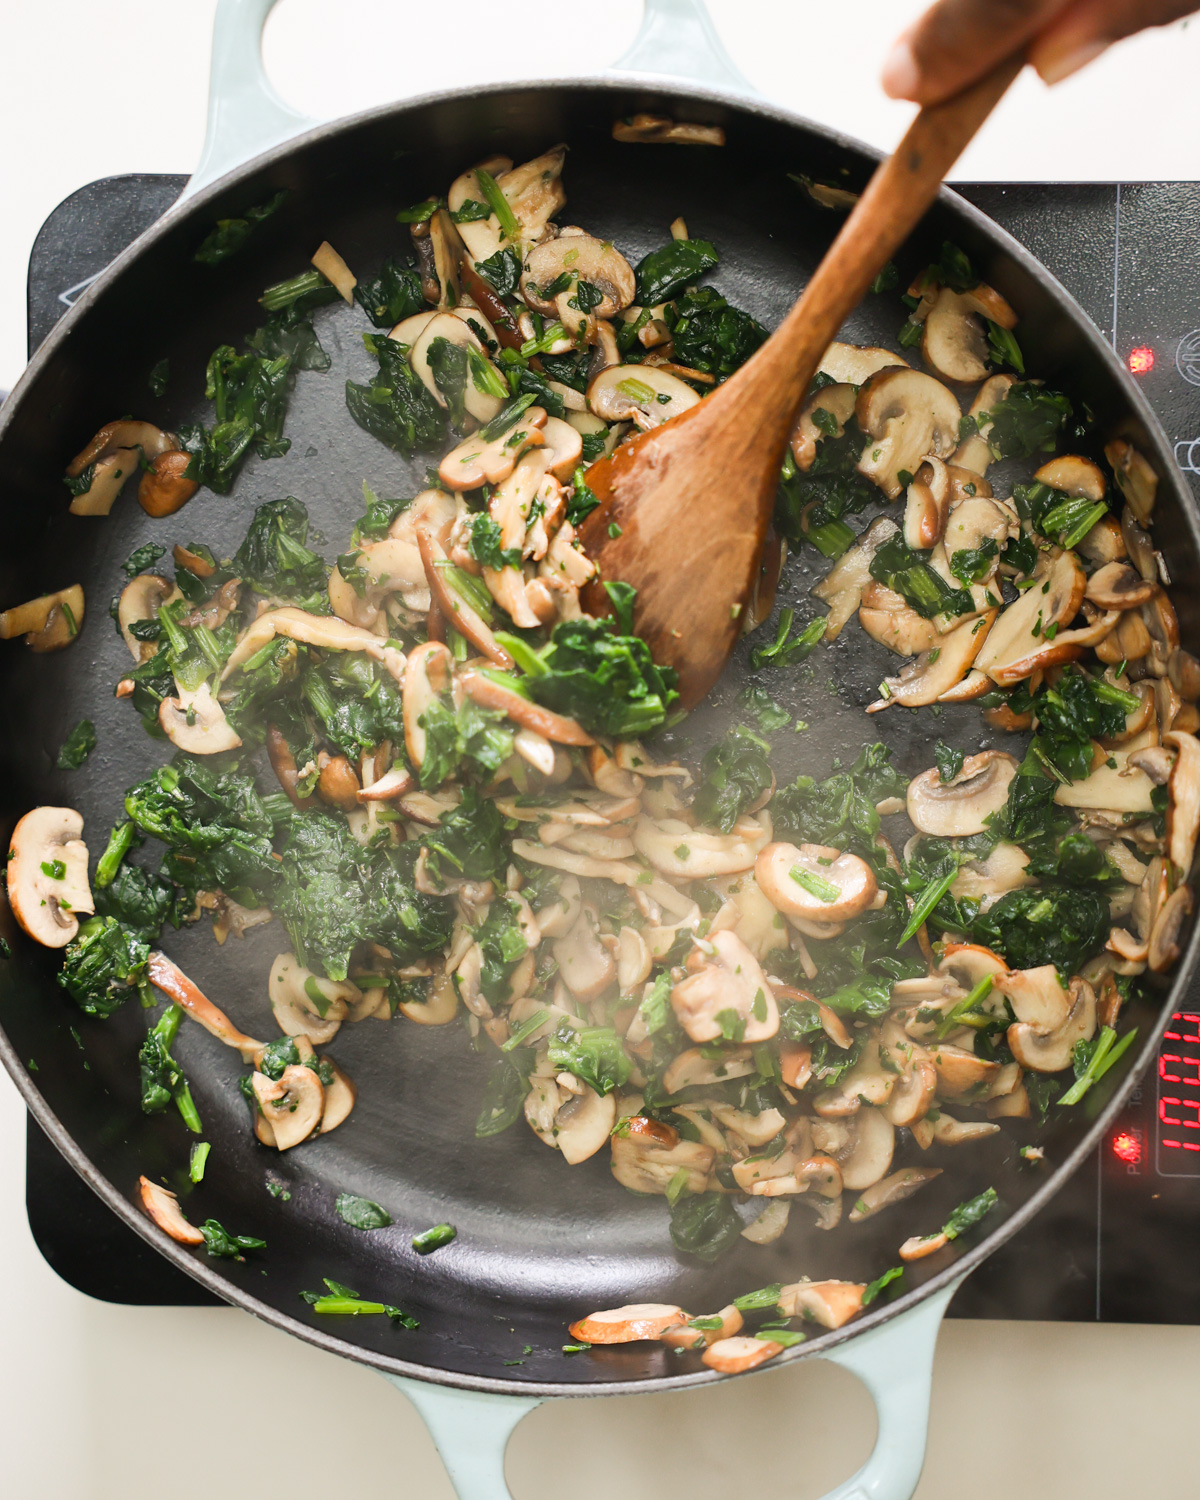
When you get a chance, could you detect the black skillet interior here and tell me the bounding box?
[0,80,1197,1394]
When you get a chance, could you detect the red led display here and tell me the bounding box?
[1156,1013,1200,1174]
[1112,1131,1142,1165]
[1128,345,1155,374]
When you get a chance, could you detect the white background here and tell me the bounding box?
[3,2,1200,1495]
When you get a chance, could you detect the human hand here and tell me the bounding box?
[882,0,1199,104]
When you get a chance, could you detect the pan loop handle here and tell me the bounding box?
[611,0,755,94]
[814,1280,961,1500]
[384,1376,541,1500]
[185,0,316,200]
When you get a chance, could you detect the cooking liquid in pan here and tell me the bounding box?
[7,137,1200,1379]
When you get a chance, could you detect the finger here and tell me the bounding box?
[882,0,1073,104]
[1030,0,1200,83]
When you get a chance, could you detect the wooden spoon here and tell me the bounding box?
[578,56,1024,710]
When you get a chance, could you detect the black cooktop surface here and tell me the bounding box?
[21,173,1200,1318]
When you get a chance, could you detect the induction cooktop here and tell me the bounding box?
[19,172,1200,1320]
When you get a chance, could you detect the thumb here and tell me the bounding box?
[882,0,1075,104]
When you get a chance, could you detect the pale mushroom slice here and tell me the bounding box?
[222,606,402,682]
[855,368,962,499]
[6,806,94,948]
[268,952,354,1045]
[633,813,770,878]
[849,1166,942,1222]
[569,1303,689,1344]
[974,551,1087,686]
[146,951,266,1062]
[611,114,726,146]
[951,841,1033,902]
[902,458,952,549]
[522,234,636,325]
[138,1177,204,1246]
[791,383,857,472]
[814,516,899,640]
[671,930,778,1044]
[437,406,548,492]
[921,282,1017,385]
[927,1043,1001,1100]
[1105,439,1157,526]
[411,312,504,427]
[906,751,1017,837]
[65,420,178,516]
[941,494,1011,585]
[1009,977,1097,1073]
[0,584,85,652]
[117,574,180,662]
[588,365,701,430]
[870,610,996,711]
[610,1117,714,1194]
[754,841,878,923]
[1165,729,1200,878]
[252,1064,325,1151]
[524,1076,617,1164]
[1053,750,1155,815]
[552,907,617,1002]
[952,374,1015,475]
[661,1046,755,1094]
[159,681,242,755]
[1034,453,1107,503]
[818,343,908,386]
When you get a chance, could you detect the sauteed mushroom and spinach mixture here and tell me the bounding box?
[7,133,1199,1374]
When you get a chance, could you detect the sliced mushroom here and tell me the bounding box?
[1149,884,1194,973]
[1085,561,1155,612]
[997,965,1071,1029]
[1053,750,1155,814]
[818,343,907,385]
[6,806,93,947]
[252,1064,325,1150]
[1034,454,1106,502]
[138,1177,204,1246]
[661,1305,744,1349]
[870,610,995,710]
[839,1107,895,1191]
[813,516,900,640]
[316,753,361,812]
[849,1166,942,1222]
[661,1045,755,1094]
[670,930,778,1044]
[754,841,878,923]
[117,574,178,662]
[411,312,503,426]
[158,681,242,754]
[460,669,594,745]
[1165,730,1200,878]
[1106,439,1157,526]
[139,451,199,517]
[319,1059,357,1133]
[525,1075,617,1164]
[66,421,177,516]
[633,814,769,879]
[777,1280,867,1330]
[612,114,725,146]
[974,551,1087,686]
[0,584,85,652]
[950,841,1033,902]
[522,234,636,323]
[901,1232,949,1261]
[553,908,617,1002]
[146,951,265,1062]
[311,239,356,303]
[268,952,352,1045]
[927,1044,1000,1100]
[222,606,401,682]
[903,458,952,549]
[587,365,701,430]
[952,374,1015,475]
[906,751,1016,836]
[1008,977,1097,1074]
[610,1120,714,1194]
[922,283,1016,385]
[1078,514,1127,568]
[438,407,547,491]
[791,383,857,472]
[402,640,453,771]
[855,368,962,500]
[569,1302,689,1344]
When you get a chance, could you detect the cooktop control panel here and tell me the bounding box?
[20,174,1200,1319]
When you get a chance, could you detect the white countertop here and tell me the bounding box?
[3,3,1200,1496]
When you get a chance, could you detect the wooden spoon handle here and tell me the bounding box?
[732,52,1026,424]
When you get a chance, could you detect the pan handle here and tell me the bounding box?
[815,1279,961,1500]
[185,0,754,199]
[610,0,754,94]
[384,1376,540,1499]
[383,1278,960,1500]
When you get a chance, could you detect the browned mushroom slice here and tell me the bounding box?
[1142,589,1179,678]
[974,551,1087,686]
[117,575,179,662]
[571,1303,690,1344]
[1149,884,1194,973]
[1078,514,1127,568]
[438,406,547,491]
[998,964,1072,1029]
[1165,730,1200,878]
[921,282,1017,385]
[612,114,725,146]
[870,610,996,710]
[460,669,594,745]
[818,342,908,385]
[1105,438,1158,526]
[138,1177,204,1246]
[859,583,940,657]
[0,584,85,652]
[952,374,1015,475]
[901,1231,949,1261]
[755,841,878,922]
[1085,561,1155,611]
[855,368,962,499]
[849,1166,942,1222]
[790,383,857,471]
[926,1044,1000,1100]
[701,1337,783,1374]
[610,1117,714,1193]
[1008,977,1097,1073]
[522,235,636,323]
[147,951,265,1061]
[660,1305,744,1349]
[402,640,453,771]
[902,458,952,549]
[139,451,199,517]
[6,806,94,948]
[813,516,900,640]
[906,751,1016,837]
[776,1279,868,1329]
[1034,454,1106,502]
[222,606,401,681]
[417,528,512,666]
[66,420,178,516]
[320,1059,357,1132]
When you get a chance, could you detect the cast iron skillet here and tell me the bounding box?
[1,0,1198,1442]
